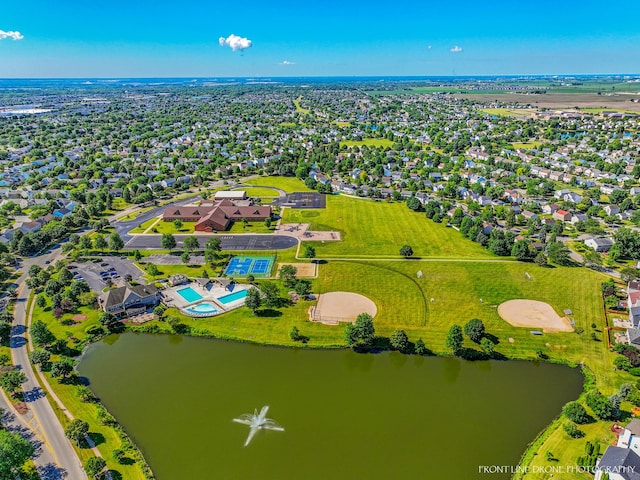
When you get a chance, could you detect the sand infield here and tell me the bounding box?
[311,291,377,324]
[498,299,573,333]
[276,262,317,278]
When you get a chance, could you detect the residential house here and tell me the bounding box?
[553,210,572,222]
[585,237,614,252]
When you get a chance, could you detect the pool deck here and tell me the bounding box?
[162,281,252,317]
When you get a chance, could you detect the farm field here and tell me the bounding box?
[481,108,537,118]
[283,195,493,258]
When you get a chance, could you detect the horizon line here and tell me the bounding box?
[1,73,640,81]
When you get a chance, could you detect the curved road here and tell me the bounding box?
[10,247,87,480]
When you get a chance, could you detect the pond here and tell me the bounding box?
[78,333,583,480]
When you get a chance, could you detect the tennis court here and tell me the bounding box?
[224,255,275,277]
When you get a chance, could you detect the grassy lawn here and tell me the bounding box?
[511,141,543,150]
[293,96,310,115]
[116,206,155,222]
[244,176,313,193]
[236,187,281,198]
[340,138,394,148]
[283,195,494,258]
[129,218,195,235]
[110,198,130,211]
[227,221,274,234]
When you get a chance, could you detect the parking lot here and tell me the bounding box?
[68,256,145,292]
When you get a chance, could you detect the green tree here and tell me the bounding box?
[183,236,200,252]
[173,219,183,230]
[245,287,262,313]
[0,370,26,397]
[108,233,124,252]
[59,267,74,286]
[534,251,548,267]
[0,429,35,478]
[621,266,640,283]
[390,329,409,352]
[548,242,571,265]
[35,295,46,308]
[260,282,280,308]
[289,326,301,341]
[562,401,592,424]
[512,240,536,261]
[93,234,107,252]
[264,217,272,228]
[415,338,427,355]
[29,349,51,368]
[147,263,160,278]
[464,318,485,343]
[204,237,222,263]
[294,279,312,296]
[446,324,463,355]
[65,419,89,446]
[480,337,495,355]
[181,252,191,265]
[279,265,298,287]
[31,319,56,347]
[161,233,177,252]
[99,312,122,333]
[399,245,414,258]
[303,245,316,259]
[133,249,142,262]
[563,422,585,439]
[50,358,75,381]
[405,197,422,211]
[84,456,107,479]
[345,313,376,347]
[79,235,93,251]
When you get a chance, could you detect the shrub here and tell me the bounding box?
[563,422,585,439]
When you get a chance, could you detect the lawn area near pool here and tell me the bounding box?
[283,195,494,258]
[244,176,314,193]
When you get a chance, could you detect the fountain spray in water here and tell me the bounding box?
[233,406,284,446]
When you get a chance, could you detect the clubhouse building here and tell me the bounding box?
[162,198,271,232]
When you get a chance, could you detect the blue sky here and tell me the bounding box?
[1,0,639,77]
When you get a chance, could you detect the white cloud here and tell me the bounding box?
[280,60,295,65]
[450,45,463,53]
[0,30,24,41]
[427,45,432,50]
[218,34,252,52]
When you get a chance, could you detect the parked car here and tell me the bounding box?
[100,262,109,267]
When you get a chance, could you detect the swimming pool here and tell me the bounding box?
[217,289,248,305]
[184,302,218,315]
[177,287,203,303]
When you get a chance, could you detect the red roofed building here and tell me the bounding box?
[162,200,271,232]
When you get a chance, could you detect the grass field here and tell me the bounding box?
[340,138,394,148]
[511,141,543,150]
[244,176,314,193]
[293,96,310,115]
[227,221,274,234]
[236,187,281,197]
[283,195,494,258]
[481,108,537,118]
[129,218,195,235]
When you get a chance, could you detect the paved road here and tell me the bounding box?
[10,247,87,480]
[125,234,298,251]
[114,195,202,243]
